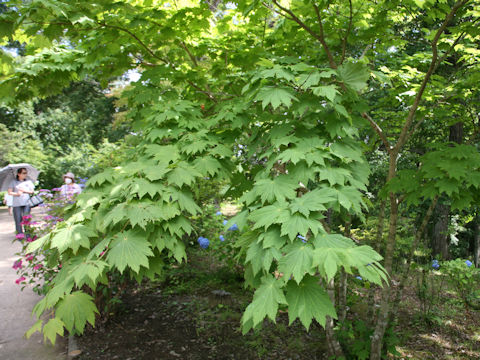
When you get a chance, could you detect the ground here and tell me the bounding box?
[0,207,65,360]
[74,251,480,360]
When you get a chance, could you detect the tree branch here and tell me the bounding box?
[98,22,168,64]
[312,3,338,69]
[340,0,353,64]
[362,112,392,154]
[268,1,331,56]
[178,40,198,67]
[394,0,469,153]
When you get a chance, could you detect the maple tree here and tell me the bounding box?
[1,0,479,358]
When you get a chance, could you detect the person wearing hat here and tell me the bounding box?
[60,172,82,197]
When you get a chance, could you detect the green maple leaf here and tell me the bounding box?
[280,213,323,241]
[258,65,295,82]
[337,62,370,91]
[193,156,223,177]
[181,140,211,155]
[312,234,386,283]
[249,203,290,230]
[156,202,181,220]
[255,87,298,110]
[50,224,95,254]
[330,142,364,163]
[312,85,339,102]
[246,241,281,275]
[143,165,171,181]
[130,178,166,199]
[25,319,43,340]
[278,242,313,283]
[72,260,108,288]
[55,291,98,333]
[254,177,297,204]
[289,188,336,216]
[162,215,193,237]
[106,230,153,273]
[259,227,288,249]
[333,186,365,213]
[276,148,305,165]
[87,169,116,187]
[285,275,337,329]
[42,318,65,345]
[436,159,468,180]
[169,189,202,215]
[319,167,351,186]
[167,162,202,187]
[125,202,159,229]
[241,275,287,333]
[102,204,127,228]
[145,144,180,164]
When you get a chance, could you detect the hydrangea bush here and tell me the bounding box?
[12,188,74,294]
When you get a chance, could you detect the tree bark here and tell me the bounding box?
[338,219,351,323]
[431,122,463,259]
[325,279,345,358]
[475,210,480,267]
[370,152,399,360]
[432,202,450,259]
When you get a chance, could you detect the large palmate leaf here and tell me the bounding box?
[50,223,96,254]
[241,275,287,333]
[277,242,314,284]
[55,291,98,333]
[106,230,154,273]
[285,275,337,329]
[254,87,298,109]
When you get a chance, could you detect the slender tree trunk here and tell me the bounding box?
[432,203,450,259]
[390,197,438,321]
[474,210,480,268]
[338,219,351,323]
[370,153,399,360]
[366,200,386,325]
[325,279,345,358]
[431,122,463,259]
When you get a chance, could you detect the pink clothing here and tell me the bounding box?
[60,183,82,197]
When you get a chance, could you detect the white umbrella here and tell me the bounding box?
[0,163,40,191]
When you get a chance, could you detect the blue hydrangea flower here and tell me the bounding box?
[223,219,228,225]
[197,236,210,249]
[297,235,307,243]
[465,260,473,267]
[432,259,440,270]
[219,235,225,242]
[216,211,222,216]
[356,276,363,281]
[228,223,239,231]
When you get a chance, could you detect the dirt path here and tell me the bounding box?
[0,207,65,360]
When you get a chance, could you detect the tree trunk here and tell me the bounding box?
[390,197,438,321]
[325,279,345,358]
[432,202,450,259]
[338,219,351,323]
[370,153,399,360]
[366,200,386,325]
[431,122,463,259]
[475,210,480,268]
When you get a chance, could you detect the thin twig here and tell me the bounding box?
[340,0,353,64]
[98,22,168,64]
[312,3,338,69]
[394,0,469,153]
[362,113,392,154]
[178,40,198,67]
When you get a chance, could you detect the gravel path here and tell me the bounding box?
[0,207,65,360]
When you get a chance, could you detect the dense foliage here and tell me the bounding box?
[1,0,479,358]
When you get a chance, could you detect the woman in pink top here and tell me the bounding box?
[60,172,82,197]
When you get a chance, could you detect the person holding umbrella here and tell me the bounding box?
[7,167,35,234]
